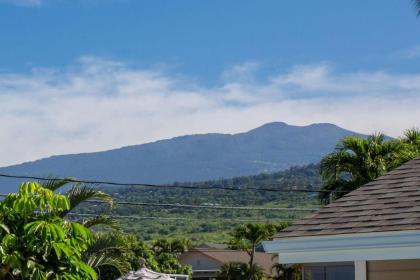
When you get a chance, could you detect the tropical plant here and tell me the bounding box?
[393,128,420,167]
[152,238,192,256]
[319,134,399,202]
[0,182,97,279]
[271,255,302,280]
[414,0,420,16]
[40,178,113,220]
[319,130,420,203]
[229,223,287,280]
[39,178,130,279]
[216,262,264,280]
[150,238,192,275]
[83,231,143,280]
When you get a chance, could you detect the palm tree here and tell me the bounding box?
[229,223,286,280]
[319,134,400,203]
[40,178,131,278]
[83,232,133,279]
[320,130,420,203]
[414,0,420,16]
[40,178,114,225]
[271,255,302,280]
[393,128,420,167]
[216,262,263,280]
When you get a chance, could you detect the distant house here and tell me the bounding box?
[178,244,275,280]
[264,157,420,280]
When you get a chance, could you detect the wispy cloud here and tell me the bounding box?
[392,45,420,60]
[0,57,419,166]
[0,0,43,6]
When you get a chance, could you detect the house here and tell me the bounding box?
[178,244,275,279]
[263,157,420,280]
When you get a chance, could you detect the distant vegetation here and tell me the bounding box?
[76,164,321,242]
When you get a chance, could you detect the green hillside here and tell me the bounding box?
[76,164,321,243]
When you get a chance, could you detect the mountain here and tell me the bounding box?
[0,122,362,192]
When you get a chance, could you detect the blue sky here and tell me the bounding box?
[1,0,419,81]
[1,0,420,166]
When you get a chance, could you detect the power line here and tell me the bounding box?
[0,194,319,212]
[88,199,319,211]
[66,213,299,222]
[0,173,346,193]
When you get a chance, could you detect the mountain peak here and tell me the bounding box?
[247,122,290,132]
[0,122,364,193]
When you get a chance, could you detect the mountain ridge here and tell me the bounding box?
[0,122,363,192]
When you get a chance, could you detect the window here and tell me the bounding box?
[304,263,354,280]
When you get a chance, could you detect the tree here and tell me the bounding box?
[393,128,420,167]
[319,130,420,203]
[319,134,399,202]
[152,238,192,256]
[414,0,420,16]
[40,178,114,225]
[271,255,301,280]
[42,179,193,277]
[83,231,142,280]
[150,238,192,275]
[216,262,263,280]
[40,178,140,280]
[229,223,287,280]
[0,182,97,279]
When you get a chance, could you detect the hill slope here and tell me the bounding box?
[82,164,322,242]
[0,122,362,192]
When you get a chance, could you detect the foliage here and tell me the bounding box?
[83,231,143,280]
[229,223,287,280]
[414,0,420,16]
[216,262,264,280]
[40,180,113,220]
[152,238,192,256]
[319,129,420,203]
[76,164,320,242]
[150,238,192,275]
[0,182,96,279]
[271,256,302,280]
[82,232,193,278]
[229,223,286,261]
[40,179,127,279]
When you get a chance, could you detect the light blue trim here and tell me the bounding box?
[263,230,420,264]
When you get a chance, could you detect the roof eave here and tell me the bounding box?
[263,230,420,264]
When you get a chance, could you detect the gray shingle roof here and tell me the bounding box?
[274,157,420,239]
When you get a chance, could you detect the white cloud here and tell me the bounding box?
[0,57,419,166]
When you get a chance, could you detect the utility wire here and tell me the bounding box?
[88,199,319,211]
[0,194,319,211]
[0,173,346,193]
[66,213,298,222]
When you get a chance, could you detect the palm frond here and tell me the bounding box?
[87,232,130,255]
[403,128,420,145]
[39,177,77,192]
[414,0,420,16]
[83,215,119,230]
[62,185,114,216]
[86,253,131,277]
